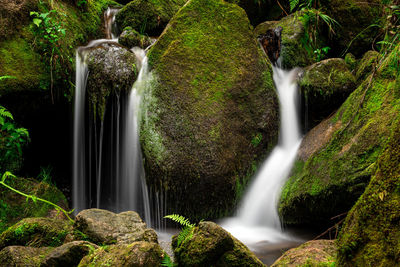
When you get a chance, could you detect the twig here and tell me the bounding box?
[276,0,288,16]
[313,218,345,240]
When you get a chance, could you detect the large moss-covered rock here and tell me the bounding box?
[279,44,400,226]
[74,209,157,245]
[78,241,164,266]
[173,221,264,266]
[322,0,383,57]
[271,240,337,266]
[0,246,53,267]
[0,217,72,250]
[115,0,187,36]
[255,11,324,69]
[0,177,68,233]
[355,50,380,82]
[337,51,400,265]
[119,27,153,49]
[299,58,356,129]
[142,0,279,220]
[85,42,137,118]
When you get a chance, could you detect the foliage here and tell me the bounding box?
[161,254,176,267]
[37,165,54,185]
[314,46,331,61]
[0,104,30,173]
[0,172,74,223]
[164,214,195,246]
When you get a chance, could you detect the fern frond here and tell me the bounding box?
[161,254,176,267]
[290,0,300,11]
[164,214,195,228]
[0,75,15,81]
[0,105,14,121]
[177,226,194,246]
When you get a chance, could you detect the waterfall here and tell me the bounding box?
[72,8,152,224]
[221,66,302,245]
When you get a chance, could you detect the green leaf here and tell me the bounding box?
[33,18,42,27]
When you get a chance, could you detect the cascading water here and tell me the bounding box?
[222,66,302,245]
[72,8,152,224]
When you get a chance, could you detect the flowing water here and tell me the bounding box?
[72,9,152,224]
[221,66,303,249]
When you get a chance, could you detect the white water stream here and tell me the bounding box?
[222,66,302,246]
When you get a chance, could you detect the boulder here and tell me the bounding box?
[323,0,383,57]
[142,0,279,221]
[279,44,400,226]
[40,241,98,267]
[255,11,325,69]
[115,0,187,36]
[0,176,68,233]
[271,240,337,266]
[78,241,164,266]
[84,42,137,119]
[0,217,72,250]
[74,209,157,245]
[173,221,264,266]
[299,58,356,130]
[119,27,153,49]
[0,246,53,267]
[338,62,400,266]
[344,53,357,72]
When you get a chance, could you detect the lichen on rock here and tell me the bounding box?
[142,0,279,220]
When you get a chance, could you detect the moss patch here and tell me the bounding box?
[142,0,279,221]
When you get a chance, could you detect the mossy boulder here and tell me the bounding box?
[0,217,72,250]
[271,240,337,266]
[0,246,53,267]
[142,0,279,220]
[337,68,400,265]
[78,241,164,266]
[322,0,383,57]
[344,53,357,72]
[119,27,153,49]
[40,241,98,267]
[84,42,137,119]
[115,0,187,36]
[355,50,380,82]
[279,44,400,226]
[299,58,356,129]
[173,221,264,266]
[0,177,68,233]
[74,209,157,245]
[255,11,324,69]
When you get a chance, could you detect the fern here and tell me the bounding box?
[290,0,300,11]
[161,254,176,267]
[164,214,195,228]
[0,105,14,124]
[0,75,15,81]
[177,226,194,246]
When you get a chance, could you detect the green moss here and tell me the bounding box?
[142,0,279,221]
[279,46,400,226]
[0,176,68,233]
[355,50,380,81]
[344,53,357,71]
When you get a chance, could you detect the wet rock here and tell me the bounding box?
[258,26,282,64]
[40,241,98,267]
[142,0,279,221]
[0,246,53,267]
[0,217,72,250]
[85,42,137,119]
[271,240,337,266]
[299,58,356,129]
[119,27,153,49]
[74,209,157,245]
[173,221,264,266]
[115,0,187,36]
[78,241,164,266]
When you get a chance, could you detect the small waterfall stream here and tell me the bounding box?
[222,66,302,245]
[72,8,152,224]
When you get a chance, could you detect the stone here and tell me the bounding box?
[271,240,337,266]
[119,27,153,49]
[40,241,98,267]
[74,209,157,245]
[142,0,279,221]
[0,246,53,267]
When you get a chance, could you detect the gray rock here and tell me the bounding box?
[40,241,98,267]
[119,27,153,49]
[74,209,157,245]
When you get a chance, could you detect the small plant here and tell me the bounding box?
[161,254,176,267]
[0,171,74,223]
[38,165,54,185]
[164,214,195,246]
[314,46,331,61]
